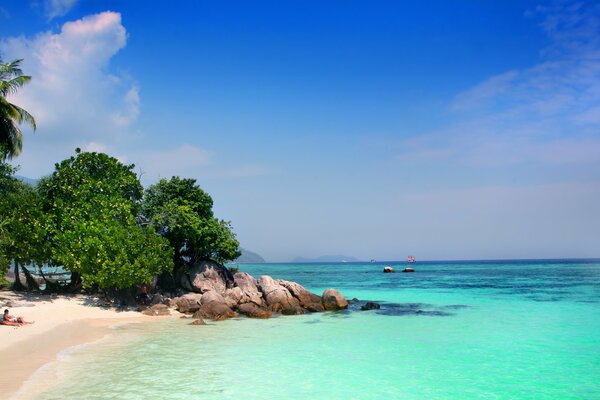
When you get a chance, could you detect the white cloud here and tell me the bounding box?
[45,0,78,20]
[1,11,140,177]
[399,1,600,169]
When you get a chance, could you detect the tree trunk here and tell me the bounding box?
[12,262,25,291]
[68,271,82,292]
[21,264,41,291]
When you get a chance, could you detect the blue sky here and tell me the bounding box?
[1,0,599,261]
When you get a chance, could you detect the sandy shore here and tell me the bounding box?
[0,290,174,399]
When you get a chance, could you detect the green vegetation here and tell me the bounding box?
[142,177,241,284]
[1,150,240,293]
[38,149,174,290]
[0,59,36,160]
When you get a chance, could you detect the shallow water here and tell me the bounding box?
[32,260,600,399]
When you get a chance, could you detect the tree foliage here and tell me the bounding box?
[39,150,173,289]
[142,177,241,268]
[0,59,36,160]
[0,163,48,289]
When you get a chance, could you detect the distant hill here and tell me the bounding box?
[292,255,359,263]
[235,248,266,263]
[15,175,39,186]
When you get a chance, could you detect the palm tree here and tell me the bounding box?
[0,59,36,160]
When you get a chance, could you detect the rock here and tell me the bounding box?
[402,268,415,273]
[150,293,164,305]
[200,290,226,305]
[233,272,264,306]
[141,303,171,316]
[322,289,348,311]
[223,287,243,308]
[257,275,300,312]
[190,319,207,325]
[237,303,272,319]
[281,306,305,315]
[383,266,395,273]
[180,260,234,294]
[348,298,360,304]
[361,302,381,311]
[278,280,324,312]
[193,302,237,321]
[174,293,203,313]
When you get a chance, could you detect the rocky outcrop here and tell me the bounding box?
[361,302,381,311]
[175,293,203,313]
[383,266,395,273]
[237,303,272,319]
[278,280,325,312]
[169,261,347,321]
[180,260,234,293]
[233,272,264,306]
[192,302,236,321]
[322,289,349,311]
[257,275,301,312]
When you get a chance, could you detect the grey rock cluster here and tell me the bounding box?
[172,260,347,322]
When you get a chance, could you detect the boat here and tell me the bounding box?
[407,255,416,263]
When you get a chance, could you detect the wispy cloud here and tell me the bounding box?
[44,0,78,20]
[399,1,600,169]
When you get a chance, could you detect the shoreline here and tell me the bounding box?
[0,290,176,399]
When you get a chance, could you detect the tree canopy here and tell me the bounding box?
[143,177,241,268]
[1,150,241,293]
[39,149,173,289]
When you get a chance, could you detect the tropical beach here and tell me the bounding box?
[2,1,600,399]
[0,291,167,399]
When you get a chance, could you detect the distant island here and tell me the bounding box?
[292,255,359,263]
[235,248,266,263]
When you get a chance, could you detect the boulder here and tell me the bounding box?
[200,290,226,305]
[257,275,300,312]
[361,302,381,311]
[141,303,171,316]
[190,319,207,325]
[383,266,395,273]
[150,293,164,305]
[174,293,203,313]
[233,272,264,306]
[193,302,237,321]
[322,289,348,311]
[237,303,272,319]
[180,260,234,294]
[278,280,324,312]
[223,287,244,308]
[281,306,305,316]
[402,267,415,273]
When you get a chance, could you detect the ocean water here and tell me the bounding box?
[30,260,600,399]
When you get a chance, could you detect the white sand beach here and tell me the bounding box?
[0,290,174,399]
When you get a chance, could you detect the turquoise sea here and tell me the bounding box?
[29,260,600,399]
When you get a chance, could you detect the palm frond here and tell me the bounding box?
[0,75,32,97]
[0,114,23,159]
[9,103,36,131]
[0,59,24,81]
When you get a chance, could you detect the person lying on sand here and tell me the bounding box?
[1,309,34,326]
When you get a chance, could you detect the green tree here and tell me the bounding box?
[40,149,173,290]
[0,162,47,289]
[0,59,36,160]
[142,177,241,273]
